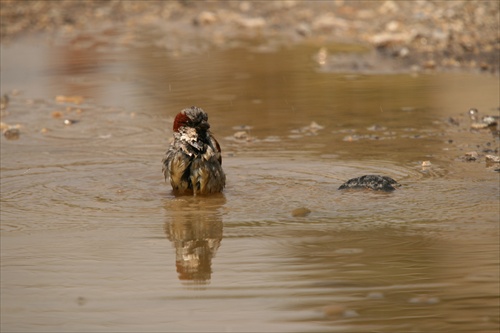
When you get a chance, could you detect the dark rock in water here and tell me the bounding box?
[338,175,401,192]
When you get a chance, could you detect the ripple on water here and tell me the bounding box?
[221,157,423,222]
[1,96,171,233]
[1,156,164,233]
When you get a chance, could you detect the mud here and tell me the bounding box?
[1,0,499,73]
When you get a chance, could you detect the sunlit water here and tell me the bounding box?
[1,34,499,332]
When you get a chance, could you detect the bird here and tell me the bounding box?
[338,175,400,192]
[162,106,226,195]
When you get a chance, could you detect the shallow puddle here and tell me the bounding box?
[1,35,499,332]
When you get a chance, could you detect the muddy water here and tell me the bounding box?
[1,35,499,332]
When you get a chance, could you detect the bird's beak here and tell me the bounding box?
[198,121,210,131]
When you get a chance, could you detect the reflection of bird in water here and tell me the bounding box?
[164,195,225,284]
[338,175,401,192]
[162,106,226,195]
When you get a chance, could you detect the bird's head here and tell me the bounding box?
[173,106,210,133]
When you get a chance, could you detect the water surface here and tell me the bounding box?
[1,35,499,332]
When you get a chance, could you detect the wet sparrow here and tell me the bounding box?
[162,106,226,195]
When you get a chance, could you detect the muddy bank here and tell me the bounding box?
[1,0,498,74]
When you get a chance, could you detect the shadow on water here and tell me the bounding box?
[1,34,499,332]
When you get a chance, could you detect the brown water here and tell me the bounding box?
[1,35,499,332]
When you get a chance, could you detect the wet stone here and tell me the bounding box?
[463,151,479,161]
[471,122,490,130]
[64,119,78,126]
[322,304,346,318]
[192,11,217,26]
[469,108,499,128]
[295,121,324,136]
[233,131,249,140]
[423,60,436,70]
[485,155,500,163]
[323,305,359,319]
[367,124,387,131]
[343,309,360,318]
[51,111,63,118]
[481,115,498,127]
[292,207,311,217]
[338,175,401,191]
[230,130,256,143]
[3,128,20,140]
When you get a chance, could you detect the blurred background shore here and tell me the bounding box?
[1,0,499,73]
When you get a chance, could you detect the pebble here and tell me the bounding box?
[192,11,217,26]
[469,108,499,128]
[323,305,359,319]
[342,134,388,141]
[470,122,489,130]
[315,47,328,66]
[485,155,500,163]
[409,294,440,305]
[232,125,253,131]
[55,95,84,104]
[232,130,255,142]
[367,124,387,131]
[51,111,63,118]
[343,309,360,318]
[64,119,78,125]
[291,207,311,217]
[3,128,20,140]
[1,122,21,140]
[370,32,413,46]
[398,46,410,58]
[481,115,498,127]
[463,151,479,161]
[379,0,399,14]
[237,17,265,29]
[423,60,436,70]
[296,23,311,37]
[297,121,324,135]
[323,304,345,317]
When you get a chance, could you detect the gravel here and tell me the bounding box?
[1,0,498,73]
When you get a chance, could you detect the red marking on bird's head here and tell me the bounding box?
[173,112,190,132]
